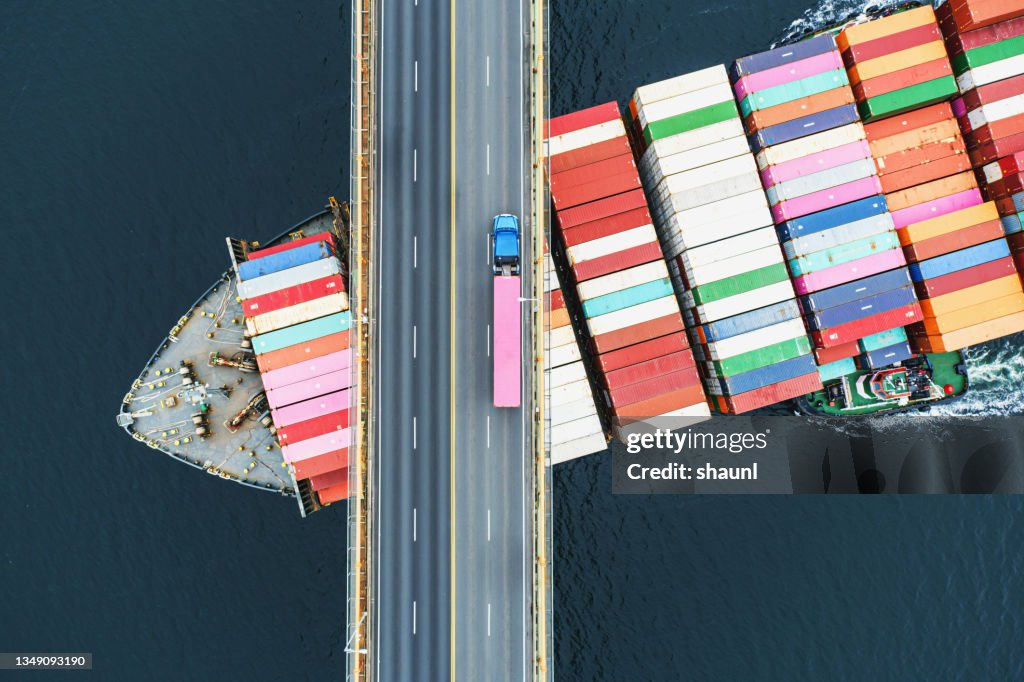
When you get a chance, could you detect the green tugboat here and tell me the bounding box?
[797,352,969,416]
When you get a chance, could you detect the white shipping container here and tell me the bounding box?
[548,361,588,389]
[546,119,624,157]
[547,324,577,350]
[660,205,774,251]
[551,432,608,464]
[689,280,796,324]
[655,172,765,213]
[967,95,1024,130]
[644,136,752,184]
[957,55,1024,91]
[549,341,583,369]
[550,378,594,407]
[653,154,758,195]
[585,295,680,336]
[576,261,669,301]
[551,414,605,444]
[655,187,769,228]
[639,118,745,173]
[549,395,601,427]
[245,292,349,336]
[765,158,877,204]
[565,224,658,264]
[681,245,785,287]
[783,214,895,259]
[631,65,728,109]
[754,122,866,169]
[682,226,780,269]
[637,81,735,129]
[612,404,712,440]
[982,160,1004,184]
[706,317,807,361]
[237,257,343,300]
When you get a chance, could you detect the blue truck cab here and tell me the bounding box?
[492,214,520,276]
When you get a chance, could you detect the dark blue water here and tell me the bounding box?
[2,3,350,679]
[551,1,1024,680]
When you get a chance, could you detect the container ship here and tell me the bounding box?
[545,0,1024,440]
[116,201,353,515]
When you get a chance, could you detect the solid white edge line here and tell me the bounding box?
[486,324,491,357]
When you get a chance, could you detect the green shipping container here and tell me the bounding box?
[787,231,901,277]
[643,99,738,144]
[951,34,1024,75]
[689,262,790,305]
[857,76,959,121]
[739,68,850,116]
[709,336,812,377]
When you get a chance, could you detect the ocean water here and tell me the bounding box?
[551,1,1024,680]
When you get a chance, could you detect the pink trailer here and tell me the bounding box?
[260,349,352,391]
[265,369,351,410]
[282,428,352,462]
[493,275,522,408]
[271,389,351,428]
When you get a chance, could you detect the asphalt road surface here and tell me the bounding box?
[371,0,532,679]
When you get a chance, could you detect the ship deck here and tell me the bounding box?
[116,210,338,496]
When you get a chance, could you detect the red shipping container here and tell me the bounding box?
[255,330,351,373]
[608,366,701,408]
[571,241,664,282]
[879,153,973,194]
[602,350,697,390]
[960,112,1024,145]
[548,102,621,138]
[873,138,966,177]
[959,73,1024,112]
[242,275,346,317]
[310,466,349,492]
[719,373,823,414]
[864,102,955,142]
[560,207,652,247]
[590,313,686,355]
[549,136,632,174]
[611,384,707,421]
[914,256,1018,298]
[814,341,861,365]
[556,189,648,230]
[249,231,336,260]
[903,219,1005,261]
[946,0,1024,32]
[843,23,943,63]
[549,289,565,311]
[277,410,350,446]
[997,151,1024,177]
[292,449,349,479]
[984,171,1024,199]
[551,171,643,211]
[316,481,351,504]
[596,332,691,373]
[813,303,924,347]
[853,58,953,101]
[938,3,1024,53]
[550,153,637,191]
[968,131,1024,166]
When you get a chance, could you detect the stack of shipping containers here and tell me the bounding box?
[734,35,923,381]
[544,246,608,463]
[939,1,1024,280]
[547,103,710,438]
[236,233,352,504]
[627,66,824,414]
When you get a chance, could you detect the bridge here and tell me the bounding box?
[345,0,552,680]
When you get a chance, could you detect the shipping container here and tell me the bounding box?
[749,105,861,150]
[838,5,937,49]
[260,349,352,392]
[914,255,1018,298]
[691,280,797,323]
[292,450,348,480]
[576,261,668,301]
[631,65,730,109]
[951,33,1024,75]
[707,354,818,396]
[814,340,862,364]
[595,332,690,373]
[603,351,697,391]
[717,372,823,414]
[704,318,808,361]
[549,395,603,427]
[277,410,349,446]
[256,330,351,374]
[788,230,901,277]
[677,246,784,289]
[249,232,336,260]
[271,389,351,429]
[676,227,779,270]
[739,69,849,117]
[890,189,984,229]
[776,193,888,241]
[245,292,349,336]
[761,140,871,188]
[687,263,790,306]
[903,219,1004,262]
[922,292,1024,334]
[556,189,649,230]
[848,42,949,84]
[853,59,953,101]
[908,238,1010,281]
[611,384,708,420]
[860,341,915,369]
[805,285,918,331]
[696,300,802,343]
[734,34,838,77]
[547,119,624,158]
[843,22,942,63]
[799,267,913,312]
[550,135,633,174]
[237,258,344,300]
[637,81,735,130]
[792,247,908,295]
[581,278,674,318]
[745,86,855,132]
[242,275,346,318]
[957,53,1024,90]
[859,326,909,351]
[644,136,751,181]
[309,467,349,493]
[265,369,352,411]
[316,481,351,505]
[237,242,335,282]
[879,154,973,195]
[590,313,686,355]
[586,295,680,337]
[548,101,621,138]
[551,153,638,190]
[550,415,604,445]
[767,159,877,205]
[572,241,664,282]
[252,311,352,356]
[734,51,845,101]
[942,0,1024,33]
[818,356,858,381]
[281,428,352,463]
[784,212,895,259]
[770,175,882,223]
[564,222,655,259]
[911,310,1024,351]
[607,366,702,409]
[812,302,923,347]
[873,139,966,179]
[704,336,813,379]
[755,122,866,169]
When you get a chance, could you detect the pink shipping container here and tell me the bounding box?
[889,189,983,228]
[265,369,352,410]
[733,50,845,101]
[770,176,882,222]
[792,248,908,295]
[271,389,351,428]
[493,276,522,407]
[760,140,872,187]
[260,349,352,391]
[282,428,352,462]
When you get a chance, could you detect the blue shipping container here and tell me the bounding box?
[1012,191,1024,214]
[776,194,889,242]
[699,300,802,342]
[783,213,895,260]
[805,285,917,331]
[582,278,673,318]
[1001,213,1023,235]
[711,353,817,396]
[859,341,914,370]
[732,34,838,78]
[799,267,912,313]
[750,104,861,151]
[909,239,1010,282]
[237,241,334,281]
[858,326,908,352]
[817,357,857,382]
[252,311,352,355]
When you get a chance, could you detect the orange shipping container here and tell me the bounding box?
[853,58,953,100]
[863,102,954,141]
[873,138,966,177]
[255,330,351,373]
[837,5,936,50]
[867,118,961,158]
[903,220,1005,261]
[947,0,1024,32]
[911,310,1024,352]
[884,172,979,212]
[547,307,570,330]
[744,87,855,131]
[921,275,1024,317]
[897,201,999,244]
[921,293,1024,335]
[611,384,706,421]
[879,153,973,194]
[848,41,948,84]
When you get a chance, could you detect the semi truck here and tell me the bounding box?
[493,214,522,408]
